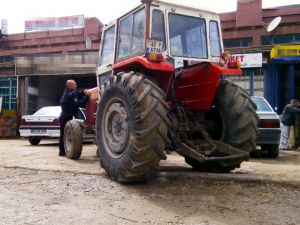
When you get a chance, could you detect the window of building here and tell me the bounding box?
[151,10,166,51]
[100,25,116,65]
[295,34,300,42]
[209,21,221,57]
[261,33,300,45]
[117,8,146,59]
[0,77,17,112]
[27,94,38,114]
[0,56,14,63]
[223,37,252,48]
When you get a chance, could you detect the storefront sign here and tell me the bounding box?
[16,52,98,76]
[270,45,300,60]
[229,53,262,68]
[25,15,84,31]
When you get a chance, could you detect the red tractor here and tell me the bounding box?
[69,0,259,182]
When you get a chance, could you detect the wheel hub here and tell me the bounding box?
[103,101,129,157]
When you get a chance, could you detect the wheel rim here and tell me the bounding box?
[65,128,72,154]
[102,98,129,158]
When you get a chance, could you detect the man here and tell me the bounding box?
[59,80,90,156]
[279,99,300,150]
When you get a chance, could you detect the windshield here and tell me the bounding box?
[33,106,61,116]
[100,25,116,65]
[209,20,221,57]
[117,8,146,59]
[151,9,166,51]
[251,97,273,112]
[169,13,207,58]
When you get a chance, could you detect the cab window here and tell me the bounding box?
[151,9,166,51]
[117,8,146,59]
[209,21,221,57]
[100,25,116,65]
[169,13,208,58]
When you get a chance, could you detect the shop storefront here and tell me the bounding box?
[265,45,300,113]
[16,52,99,114]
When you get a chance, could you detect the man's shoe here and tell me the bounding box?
[59,151,66,156]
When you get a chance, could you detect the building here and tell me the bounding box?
[0,17,102,137]
[220,0,300,113]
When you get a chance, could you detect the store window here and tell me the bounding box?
[0,77,17,112]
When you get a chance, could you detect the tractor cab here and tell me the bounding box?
[97,0,227,82]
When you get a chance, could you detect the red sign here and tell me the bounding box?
[25,15,84,32]
[229,53,262,68]
[229,55,245,63]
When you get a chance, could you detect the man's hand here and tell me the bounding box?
[84,89,91,97]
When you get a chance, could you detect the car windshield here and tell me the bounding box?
[74,108,86,120]
[251,97,273,112]
[33,107,61,116]
[168,13,207,58]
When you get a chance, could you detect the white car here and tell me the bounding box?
[251,96,281,158]
[19,106,85,145]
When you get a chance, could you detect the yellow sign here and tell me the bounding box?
[270,45,300,60]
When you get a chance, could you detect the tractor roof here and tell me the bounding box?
[152,0,217,14]
[104,0,218,27]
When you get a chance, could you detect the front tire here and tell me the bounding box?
[96,72,170,183]
[29,136,41,145]
[64,120,83,159]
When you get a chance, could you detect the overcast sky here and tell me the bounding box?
[1,0,300,34]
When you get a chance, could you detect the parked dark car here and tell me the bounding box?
[251,96,281,158]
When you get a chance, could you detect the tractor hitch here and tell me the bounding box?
[176,140,249,170]
[172,115,250,171]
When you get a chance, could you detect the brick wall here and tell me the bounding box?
[0,116,18,137]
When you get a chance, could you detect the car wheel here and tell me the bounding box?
[28,137,41,145]
[261,144,279,158]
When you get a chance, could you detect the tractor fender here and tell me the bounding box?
[112,56,175,97]
[112,56,174,73]
[174,62,241,111]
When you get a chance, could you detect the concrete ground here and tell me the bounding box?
[0,138,299,225]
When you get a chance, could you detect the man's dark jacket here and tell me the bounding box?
[281,105,300,126]
[59,88,88,120]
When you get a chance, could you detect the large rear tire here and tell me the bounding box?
[96,72,170,183]
[185,80,259,172]
[64,120,83,159]
[213,80,259,152]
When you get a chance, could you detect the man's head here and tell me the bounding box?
[66,80,77,91]
[290,99,300,108]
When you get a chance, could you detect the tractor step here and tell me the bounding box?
[176,140,249,171]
